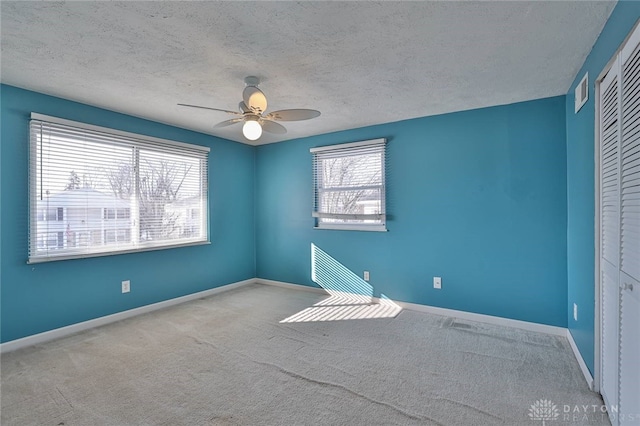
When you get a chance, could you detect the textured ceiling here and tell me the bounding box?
[1,1,615,145]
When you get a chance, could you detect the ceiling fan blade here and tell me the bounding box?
[242,86,267,114]
[264,109,321,121]
[214,118,245,128]
[239,101,251,114]
[260,119,287,134]
[178,103,241,116]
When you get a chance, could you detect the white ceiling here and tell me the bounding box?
[1,1,615,146]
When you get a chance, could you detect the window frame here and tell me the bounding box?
[311,138,387,232]
[28,113,210,263]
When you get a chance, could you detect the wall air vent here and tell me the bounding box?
[575,72,588,113]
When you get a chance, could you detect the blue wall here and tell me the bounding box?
[566,2,640,375]
[0,85,256,343]
[256,96,568,327]
[4,3,633,347]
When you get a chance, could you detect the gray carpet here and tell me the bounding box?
[1,284,608,425]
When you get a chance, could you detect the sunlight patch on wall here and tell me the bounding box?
[311,243,373,300]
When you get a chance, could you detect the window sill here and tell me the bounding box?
[27,240,211,264]
[314,225,387,232]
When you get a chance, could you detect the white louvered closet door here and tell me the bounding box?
[599,22,640,426]
[599,55,621,421]
[619,25,640,426]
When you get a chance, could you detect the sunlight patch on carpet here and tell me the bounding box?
[280,292,401,323]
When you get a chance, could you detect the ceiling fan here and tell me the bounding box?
[178,76,321,141]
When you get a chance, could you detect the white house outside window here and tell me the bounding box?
[311,138,387,231]
[29,113,209,263]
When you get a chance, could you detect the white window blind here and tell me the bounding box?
[29,113,209,263]
[311,138,386,231]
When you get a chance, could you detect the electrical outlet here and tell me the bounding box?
[363,271,370,281]
[433,277,442,289]
[573,303,578,321]
[122,280,130,293]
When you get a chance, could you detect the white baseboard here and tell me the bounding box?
[397,300,567,336]
[3,276,594,390]
[567,329,594,390]
[0,278,256,354]
[257,278,567,336]
[255,278,328,294]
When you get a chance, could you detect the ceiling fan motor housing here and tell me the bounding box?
[244,76,260,86]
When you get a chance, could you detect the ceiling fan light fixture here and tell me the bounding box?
[178,76,320,141]
[242,119,262,141]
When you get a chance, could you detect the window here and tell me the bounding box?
[104,228,131,244]
[29,113,209,263]
[311,138,386,231]
[37,208,64,221]
[104,208,116,220]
